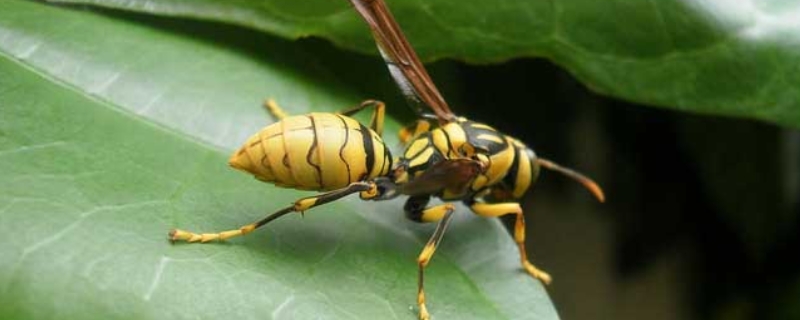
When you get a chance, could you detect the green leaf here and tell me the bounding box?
[0,1,558,319]
[48,0,800,128]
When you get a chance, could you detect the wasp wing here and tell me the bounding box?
[349,0,457,124]
[398,159,482,196]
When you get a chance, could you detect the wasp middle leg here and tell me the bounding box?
[169,181,381,243]
[405,195,456,320]
[468,201,552,285]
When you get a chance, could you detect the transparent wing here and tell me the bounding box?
[349,0,457,124]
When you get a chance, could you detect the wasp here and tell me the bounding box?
[169,0,605,319]
[347,0,605,318]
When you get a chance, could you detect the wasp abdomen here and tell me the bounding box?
[229,113,392,191]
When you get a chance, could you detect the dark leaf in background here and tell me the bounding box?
[48,0,800,128]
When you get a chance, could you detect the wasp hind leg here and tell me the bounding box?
[404,196,456,320]
[468,201,552,285]
[169,181,380,243]
[262,98,290,120]
[398,119,432,146]
[338,100,386,136]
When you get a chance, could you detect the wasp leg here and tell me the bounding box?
[404,196,456,320]
[468,201,552,285]
[169,181,380,243]
[338,100,386,136]
[398,119,431,146]
[263,98,290,120]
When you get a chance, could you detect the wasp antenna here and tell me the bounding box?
[537,158,605,203]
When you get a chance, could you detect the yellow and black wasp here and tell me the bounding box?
[169,0,605,319]
[348,0,605,318]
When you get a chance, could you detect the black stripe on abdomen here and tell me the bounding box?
[360,123,375,176]
[335,115,353,185]
[306,115,323,187]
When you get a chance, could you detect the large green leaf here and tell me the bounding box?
[48,0,800,128]
[0,1,557,319]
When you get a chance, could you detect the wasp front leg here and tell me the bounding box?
[468,201,552,285]
[169,181,380,243]
[404,196,456,320]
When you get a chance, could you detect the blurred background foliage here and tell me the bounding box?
[3,0,800,319]
[444,57,800,320]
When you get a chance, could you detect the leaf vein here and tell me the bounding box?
[143,256,170,301]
